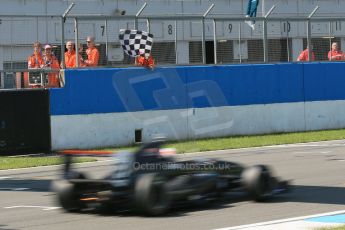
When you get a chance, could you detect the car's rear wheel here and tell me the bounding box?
[52,172,88,212]
[134,173,170,216]
[241,165,275,202]
[53,180,82,212]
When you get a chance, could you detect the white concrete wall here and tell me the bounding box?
[51,109,188,149]
[51,101,308,150]
[52,100,345,150]
[305,100,345,131]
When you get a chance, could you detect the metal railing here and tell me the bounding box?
[0,69,62,89]
[2,3,345,88]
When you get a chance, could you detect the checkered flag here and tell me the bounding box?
[119,29,153,58]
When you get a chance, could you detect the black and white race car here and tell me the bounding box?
[52,140,289,215]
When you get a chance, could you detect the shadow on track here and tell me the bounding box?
[269,184,345,206]
[215,184,345,207]
[0,179,51,192]
[51,184,345,217]
[0,224,17,230]
[3,179,345,216]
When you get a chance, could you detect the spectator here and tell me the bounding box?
[328,42,345,61]
[297,45,315,61]
[24,42,45,88]
[84,36,99,67]
[28,42,44,68]
[136,52,155,70]
[64,41,77,68]
[43,44,60,87]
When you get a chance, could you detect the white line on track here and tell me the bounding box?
[321,151,332,154]
[4,205,60,211]
[213,209,345,230]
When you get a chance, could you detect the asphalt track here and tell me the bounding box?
[1,140,345,230]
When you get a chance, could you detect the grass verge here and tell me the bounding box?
[162,129,345,153]
[316,226,345,230]
[2,128,345,170]
[0,157,96,170]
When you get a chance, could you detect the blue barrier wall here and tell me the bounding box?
[303,62,345,101]
[49,62,345,149]
[50,63,314,115]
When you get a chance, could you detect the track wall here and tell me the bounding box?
[50,63,345,149]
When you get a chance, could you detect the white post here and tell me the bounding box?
[262,0,265,16]
[307,6,319,61]
[61,2,75,69]
[135,2,147,30]
[74,18,79,68]
[263,5,276,63]
[202,4,215,64]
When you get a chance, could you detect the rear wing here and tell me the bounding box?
[57,139,168,178]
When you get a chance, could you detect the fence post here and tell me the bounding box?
[239,22,242,63]
[202,4,215,64]
[61,2,75,69]
[263,5,276,63]
[175,20,178,64]
[307,6,319,62]
[263,19,268,63]
[60,17,65,68]
[202,18,206,64]
[329,20,332,54]
[213,19,217,64]
[105,19,108,59]
[135,2,147,30]
[74,18,79,67]
[286,21,290,62]
[146,19,150,33]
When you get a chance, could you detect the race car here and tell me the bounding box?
[51,140,289,215]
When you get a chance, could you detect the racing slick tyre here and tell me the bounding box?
[53,180,82,212]
[241,165,275,202]
[134,173,171,216]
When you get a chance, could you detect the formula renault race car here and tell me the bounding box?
[52,141,289,215]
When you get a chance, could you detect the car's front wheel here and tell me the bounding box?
[134,173,171,216]
[241,165,275,202]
